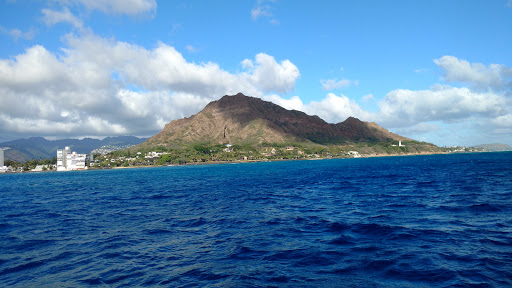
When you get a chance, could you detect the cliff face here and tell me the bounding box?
[141,93,411,147]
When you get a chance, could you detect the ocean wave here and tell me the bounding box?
[0,152,511,287]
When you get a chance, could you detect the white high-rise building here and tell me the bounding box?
[0,148,9,173]
[0,147,10,172]
[57,147,87,171]
[0,149,4,167]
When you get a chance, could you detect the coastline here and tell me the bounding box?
[109,150,450,169]
[8,150,504,174]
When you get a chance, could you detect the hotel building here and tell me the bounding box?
[57,147,87,171]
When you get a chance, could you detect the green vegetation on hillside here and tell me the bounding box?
[89,140,443,168]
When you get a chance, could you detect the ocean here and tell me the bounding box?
[0,152,511,287]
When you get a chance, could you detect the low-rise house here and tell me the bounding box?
[347,151,361,158]
[32,165,54,172]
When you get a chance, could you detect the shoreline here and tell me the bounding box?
[107,150,451,169]
[5,150,502,174]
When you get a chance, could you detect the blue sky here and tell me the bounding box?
[1,0,511,147]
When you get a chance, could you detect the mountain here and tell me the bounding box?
[1,136,148,162]
[140,93,411,148]
[473,143,512,152]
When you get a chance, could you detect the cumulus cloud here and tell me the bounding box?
[263,95,305,111]
[265,93,373,124]
[42,7,84,29]
[0,33,301,139]
[377,85,509,127]
[434,55,512,90]
[266,55,512,146]
[242,53,300,94]
[485,114,512,136]
[1,33,510,146]
[305,93,373,123]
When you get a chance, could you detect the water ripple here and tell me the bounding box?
[0,152,511,287]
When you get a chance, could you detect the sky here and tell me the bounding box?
[0,0,511,147]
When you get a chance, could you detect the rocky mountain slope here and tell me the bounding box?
[140,93,411,148]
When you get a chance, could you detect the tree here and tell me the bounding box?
[157,154,174,165]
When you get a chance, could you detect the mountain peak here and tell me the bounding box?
[216,92,250,102]
[343,116,363,123]
[142,93,412,147]
[212,92,265,108]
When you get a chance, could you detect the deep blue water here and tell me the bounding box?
[1,152,512,287]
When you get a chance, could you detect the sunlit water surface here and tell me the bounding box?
[1,152,511,287]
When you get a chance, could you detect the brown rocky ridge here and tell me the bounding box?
[139,93,413,148]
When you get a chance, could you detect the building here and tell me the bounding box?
[32,165,54,172]
[0,148,9,172]
[347,151,361,158]
[0,148,4,167]
[0,151,4,172]
[57,147,88,171]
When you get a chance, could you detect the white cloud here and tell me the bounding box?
[362,94,374,102]
[242,53,300,94]
[42,7,84,29]
[1,37,510,147]
[251,5,272,20]
[491,114,512,127]
[486,114,512,136]
[265,63,512,145]
[0,33,301,139]
[72,0,156,15]
[251,0,278,24]
[0,26,36,41]
[241,59,254,69]
[263,95,305,111]
[434,55,512,90]
[265,93,373,124]
[377,85,510,127]
[184,45,197,53]
[414,68,428,73]
[305,93,373,123]
[40,0,156,35]
[392,122,442,135]
[321,78,358,90]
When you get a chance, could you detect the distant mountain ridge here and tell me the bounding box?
[139,93,412,148]
[1,136,148,162]
[473,143,512,152]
